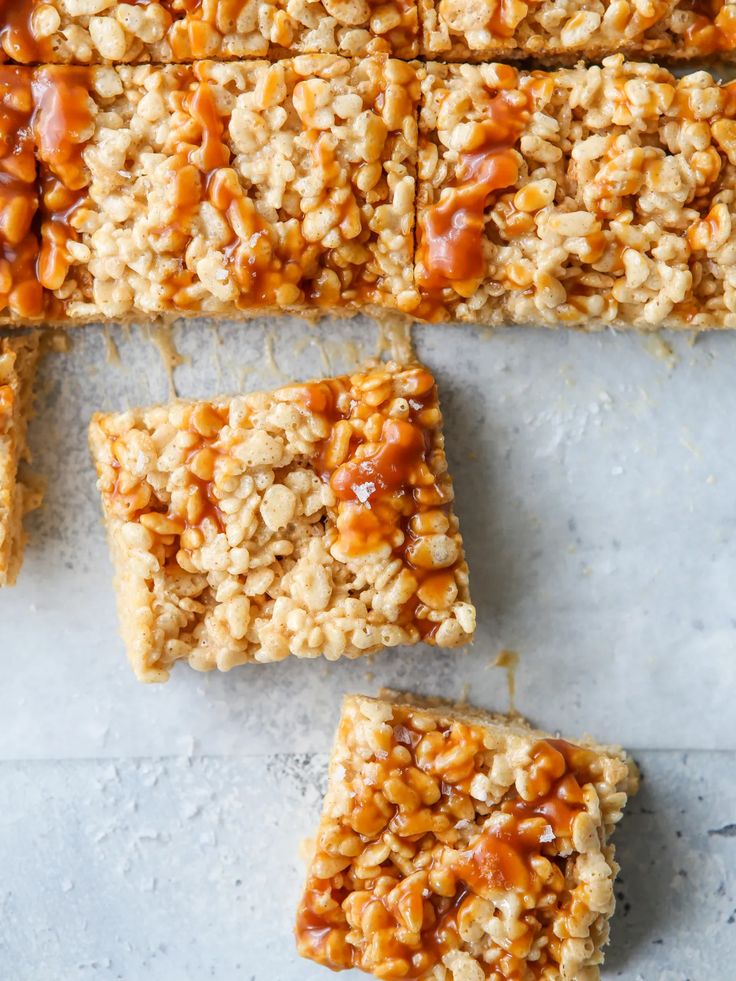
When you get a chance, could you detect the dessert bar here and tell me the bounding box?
[416,56,736,329]
[88,362,475,681]
[296,691,638,980]
[0,332,41,587]
[0,0,419,64]
[421,0,736,62]
[34,57,420,323]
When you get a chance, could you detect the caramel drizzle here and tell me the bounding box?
[295,370,458,641]
[0,0,48,64]
[0,66,42,319]
[417,87,530,299]
[297,375,444,544]
[31,67,93,300]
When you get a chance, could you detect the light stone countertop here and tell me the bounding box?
[1,318,734,980]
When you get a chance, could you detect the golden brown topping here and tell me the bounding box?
[31,66,94,297]
[32,67,92,189]
[0,66,42,321]
[0,0,48,64]
[296,366,455,596]
[417,80,530,299]
[296,702,619,981]
[452,741,589,899]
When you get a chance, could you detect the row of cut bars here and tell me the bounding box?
[2,56,736,330]
[1,0,736,63]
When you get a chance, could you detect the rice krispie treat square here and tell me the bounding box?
[420,0,736,62]
[415,57,736,330]
[88,362,475,682]
[296,692,638,981]
[1,0,418,67]
[31,57,419,324]
[0,333,41,587]
[0,67,43,326]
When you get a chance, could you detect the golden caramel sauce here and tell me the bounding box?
[174,408,230,535]
[295,380,342,416]
[331,418,428,504]
[486,0,520,38]
[296,371,442,544]
[687,203,723,251]
[417,90,530,299]
[31,67,94,298]
[31,67,91,188]
[295,899,354,970]
[453,740,590,892]
[188,77,229,172]
[0,67,43,319]
[494,648,519,711]
[0,0,49,64]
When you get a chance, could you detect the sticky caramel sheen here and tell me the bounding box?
[0,0,47,64]
[417,70,530,302]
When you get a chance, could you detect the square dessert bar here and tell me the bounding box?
[296,692,638,980]
[32,57,419,324]
[0,333,41,587]
[421,0,736,62]
[416,57,736,330]
[88,362,475,682]
[0,0,418,65]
